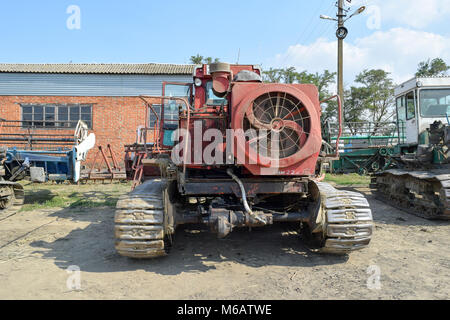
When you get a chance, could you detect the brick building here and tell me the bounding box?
[0,63,194,164]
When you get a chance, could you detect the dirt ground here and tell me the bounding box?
[0,182,448,300]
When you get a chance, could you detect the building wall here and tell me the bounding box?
[0,71,193,168]
[0,95,163,166]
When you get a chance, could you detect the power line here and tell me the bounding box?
[283,3,337,69]
[281,0,329,65]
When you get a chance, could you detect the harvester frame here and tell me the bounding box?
[115,63,374,259]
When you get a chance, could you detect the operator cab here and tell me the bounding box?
[160,82,191,147]
[395,77,450,145]
[157,64,262,148]
[192,63,262,107]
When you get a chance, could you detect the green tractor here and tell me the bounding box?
[371,77,450,219]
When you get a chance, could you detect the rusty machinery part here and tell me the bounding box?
[0,182,25,219]
[205,181,373,254]
[304,182,373,254]
[226,168,267,225]
[114,179,175,259]
[82,144,127,181]
[210,62,232,98]
[372,169,450,220]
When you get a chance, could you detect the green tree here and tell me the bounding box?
[297,70,337,122]
[344,88,369,135]
[189,54,220,64]
[346,69,395,135]
[416,58,450,77]
[262,68,283,83]
[262,67,337,122]
[262,67,297,83]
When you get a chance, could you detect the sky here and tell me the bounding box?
[1,0,450,86]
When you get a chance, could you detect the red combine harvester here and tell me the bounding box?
[116,63,373,258]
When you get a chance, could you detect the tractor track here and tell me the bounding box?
[316,182,373,254]
[372,169,450,220]
[0,183,25,221]
[114,180,169,259]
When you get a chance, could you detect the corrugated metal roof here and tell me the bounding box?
[0,73,193,96]
[0,63,195,75]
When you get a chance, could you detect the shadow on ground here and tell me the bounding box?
[30,206,349,275]
[23,189,55,205]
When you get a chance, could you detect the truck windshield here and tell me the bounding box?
[206,81,227,105]
[420,89,450,117]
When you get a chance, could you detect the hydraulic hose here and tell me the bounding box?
[226,169,266,225]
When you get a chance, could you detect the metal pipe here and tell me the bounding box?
[0,138,74,142]
[226,169,266,225]
[272,212,308,222]
[226,169,252,215]
[321,95,342,158]
[332,136,400,141]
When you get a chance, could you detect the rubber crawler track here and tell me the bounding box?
[115,179,168,258]
[315,182,373,254]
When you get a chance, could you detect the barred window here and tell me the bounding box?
[164,101,179,123]
[148,103,181,128]
[21,104,92,129]
[149,105,161,128]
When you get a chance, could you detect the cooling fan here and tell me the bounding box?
[231,83,322,175]
[244,92,310,160]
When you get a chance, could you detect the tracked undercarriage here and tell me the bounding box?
[115,178,373,258]
[372,168,450,220]
[371,119,449,220]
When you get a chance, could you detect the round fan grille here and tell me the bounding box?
[243,92,311,160]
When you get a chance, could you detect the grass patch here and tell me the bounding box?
[21,195,119,211]
[21,196,71,212]
[20,182,131,212]
[324,173,371,186]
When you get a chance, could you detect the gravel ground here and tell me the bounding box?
[0,183,448,300]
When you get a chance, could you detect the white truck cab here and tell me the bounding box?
[395,77,450,145]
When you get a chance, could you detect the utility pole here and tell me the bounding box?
[337,0,345,120]
[320,1,365,122]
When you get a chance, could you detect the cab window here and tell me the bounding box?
[396,96,406,143]
[163,83,191,124]
[406,91,416,120]
[205,81,227,106]
[419,89,450,117]
[396,96,406,123]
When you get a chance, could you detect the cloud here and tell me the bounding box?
[271,28,450,86]
[352,0,450,29]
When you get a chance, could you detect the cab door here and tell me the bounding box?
[405,90,418,144]
[160,82,192,147]
[396,95,406,144]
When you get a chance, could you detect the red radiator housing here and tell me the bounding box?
[230,82,322,176]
